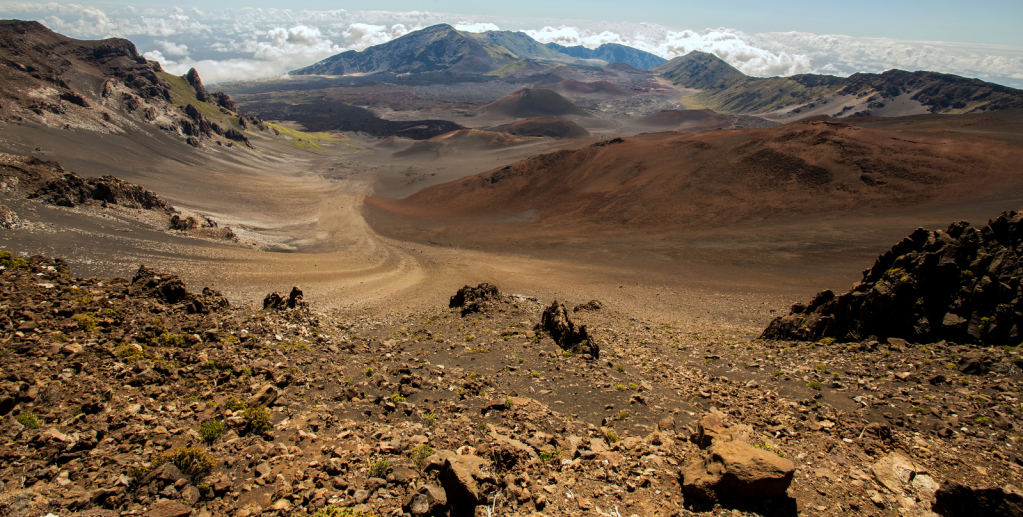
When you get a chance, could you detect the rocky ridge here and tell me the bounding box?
[762,208,1023,345]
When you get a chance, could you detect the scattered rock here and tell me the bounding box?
[682,439,795,504]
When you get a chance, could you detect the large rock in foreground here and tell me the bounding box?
[536,300,599,358]
[762,208,1023,345]
[682,439,795,504]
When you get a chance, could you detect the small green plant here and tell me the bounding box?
[960,378,970,386]
[477,421,488,431]
[409,444,435,467]
[974,416,991,426]
[617,410,630,420]
[364,367,374,376]
[242,406,272,434]
[151,447,217,480]
[613,383,626,391]
[883,350,891,357]
[530,371,540,378]
[561,350,573,357]
[517,358,524,364]
[539,451,560,462]
[368,457,390,478]
[911,406,924,413]
[628,382,638,390]
[72,295,93,305]
[924,358,932,365]
[303,505,380,517]
[818,337,836,345]
[465,334,475,342]
[815,364,828,373]
[16,411,40,429]
[773,369,784,377]
[753,441,786,458]
[946,362,958,370]
[504,398,514,409]
[116,343,148,362]
[390,393,406,403]
[199,419,227,445]
[806,380,823,390]
[423,412,437,425]
[222,396,247,412]
[0,251,28,268]
[605,430,619,444]
[72,313,97,332]
[615,364,625,373]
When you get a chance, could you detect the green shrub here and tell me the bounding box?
[242,406,272,434]
[539,450,560,462]
[806,380,823,390]
[151,446,216,480]
[199,419,227,445]
[614,364,625,373]
[222,396,247,412]
[72,313,97,332]
[423,412,437,425]
[368,457,390,478]
[605,431,619,444]
[613,383,626,391]
[16,412,40,429]
[0,251,27,269]
[116,343,148,362]
[409,444,434,467]
[301,506,380,517]
[390,393,406,403]
[617,410,630,420]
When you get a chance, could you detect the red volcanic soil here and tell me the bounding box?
[635,109,735,130]
[479,88,590,118]
[505,116,590,139]
[367,120,1023,232]
[555,79,629,97]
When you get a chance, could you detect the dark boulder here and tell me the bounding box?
[536,301,598,358]
[129,265,191,304]
[449,283,499,315]
[263,287,307,310]
[185,68,209,103]
[932,481,1023,517]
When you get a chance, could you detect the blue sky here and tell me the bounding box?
[67,0,1023,47]
[0,1,1020,85]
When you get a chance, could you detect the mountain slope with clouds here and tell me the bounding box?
[0,5,1018,87]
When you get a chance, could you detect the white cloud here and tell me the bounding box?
[341,23,409,51]
[157,39,189,57]
[453,22,499,33]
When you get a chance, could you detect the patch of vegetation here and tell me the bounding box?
[753,441,786,458]
[504,398,514,409]
[617,410,630,420]
[477,421,489,431]
[539,450,560,462]
[300,506,380,517]
[72,313,97,332]
[151,446,217,480]
[16,411,40,429]
[199,419,227,445]
[615,364,625,373]
[604,430,619,444]
[974,416,991,426]
[613,383,626,391]
[116,343,149,362]
[806,380,823,390]
[369,457,390,478]
[466,347,490,354]
[818,337,836,345]
[390,393,406,403]
[0,251,28,269]
[409,444,435,467]
[242,406,272,434]
[423,413,437,425]
[222,396,247,412]
[628,382,638,390]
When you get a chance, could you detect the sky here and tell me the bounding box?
[0,1,1021,87]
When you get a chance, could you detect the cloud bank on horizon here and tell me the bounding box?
[1,3,1021,88]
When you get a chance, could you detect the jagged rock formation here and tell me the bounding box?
[762,208,1023,345]
[448,283,500,315]
[0,205,21,228]
[536,301,598,358]
[0,153,172,211]
[185,68,210,103]
[263,287,307,311]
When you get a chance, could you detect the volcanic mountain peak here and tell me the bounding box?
[653,50,747,89]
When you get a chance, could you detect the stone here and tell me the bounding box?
[536,300,598,358]
[682,440,795,503]
[145,499,193,517]
[247,384,280,408]
[405,484,447,517]
[870,452,919,494]
[180,485,201,506]
[932,481,1023,517]
[438,454,491,515]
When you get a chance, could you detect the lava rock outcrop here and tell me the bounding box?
[536,300,598,358]
[762,208,1023,345]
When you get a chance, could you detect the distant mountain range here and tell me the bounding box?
[658,51,1023,116]
[291,24,667,76]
